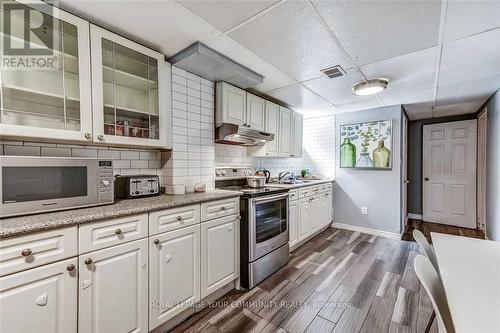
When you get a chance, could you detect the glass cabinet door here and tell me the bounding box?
[90,25,170,148]
[0,0,92,141]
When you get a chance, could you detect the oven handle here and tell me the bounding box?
[251,192,290,204]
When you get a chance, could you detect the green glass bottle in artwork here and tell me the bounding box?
[340,138,356,167]
[373,140,391,168]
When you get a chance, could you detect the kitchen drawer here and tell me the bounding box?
[79,214,148,253]
[149,204,201,235]
[201,197,239,222]
[0,226,78,277]
[318,183,329,193]
[289,189,299,201]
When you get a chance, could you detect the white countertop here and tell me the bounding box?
[266,179,334,189]
[431,233,500,333]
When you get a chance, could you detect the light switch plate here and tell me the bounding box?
[361,207,368,215]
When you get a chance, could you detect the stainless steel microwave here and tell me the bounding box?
[0,156,114,218]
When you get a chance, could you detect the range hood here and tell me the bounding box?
[167,42,264,89]
[215,124,274,146]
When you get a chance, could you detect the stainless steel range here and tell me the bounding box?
[216,167,289,289]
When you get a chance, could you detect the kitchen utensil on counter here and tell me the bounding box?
[194,183,206,193]
[185,181,195,193]
[255,169,271,183]
[115,175,160,199]
[246,176,266,188]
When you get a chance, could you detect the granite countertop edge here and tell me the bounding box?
[0,190,243,239]
[266,179,335,189]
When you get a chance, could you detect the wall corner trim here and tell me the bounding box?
[331,222,402,240]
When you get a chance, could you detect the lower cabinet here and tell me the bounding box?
[298,199,311,242]
[78,239,148,333]
[149,225,200,330]
[289,201,298,248]
[200,214,239,298]
[0,258,78,333]
[322,191,333,226]
[310,196,322,234]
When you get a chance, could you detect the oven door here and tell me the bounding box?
[249,193,289,261]
[0,157,98,217]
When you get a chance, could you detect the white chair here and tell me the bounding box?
[413,230,439,271]
[414,255,455,333]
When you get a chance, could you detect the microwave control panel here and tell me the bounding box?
[98,160,114,204]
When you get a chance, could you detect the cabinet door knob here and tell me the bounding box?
[220,206,226,211]
[176,216,183,221]
[114,228,122,235]
[85,133,92,140]
[97,135,104,141]
[84,258,93,265]
[227,225,233,231]
[153,239,160,245]
[424,177,430,182]
[67,264,76,271]
[21,248,32,256]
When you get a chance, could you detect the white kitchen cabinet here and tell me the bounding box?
[0,258,78,333]
[247,100,280,157]
[201,214,239,298]
[90,25,171,148]
[246,93,266,131]
[289,202,299,249]
[279,106,293,157]
[216,82,246,126]
[149,225,200,329]
[298,199,311,242]
[0,1,93,143]
[310,196,322,234]
[292,112,303,158]
[79,239,148,333]
[321,191,333,227]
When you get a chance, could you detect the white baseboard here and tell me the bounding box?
[407,213,423,220]
[331,222,402,240]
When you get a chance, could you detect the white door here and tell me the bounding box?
[149,225,200,329]
[265,101,280,156]
[423,120,477,228]
[279,107,293,157]
[217,82,246,126]
[477,111,487,232]
[201,215,239,298]
[289,202,298,249]
[292,113,303,158]
[90,25,171,148]
[79,239,148,333]
[298,199,311,242]
[0,258,78,333]
[402,115,409,230]
[322,191,333,227]
[310,196,322,233]
[246,93,265,130]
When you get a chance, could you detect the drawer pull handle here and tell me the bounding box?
[67,264,76,271]
[153,239,160,245]
[220,206,226,211]
[84,258,93,265]
[176,216,183,221]
[114,228,122,235]
[21,249,32,256]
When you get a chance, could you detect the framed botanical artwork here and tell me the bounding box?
[339,119,392,169]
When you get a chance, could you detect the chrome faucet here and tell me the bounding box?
[278,171,290,182]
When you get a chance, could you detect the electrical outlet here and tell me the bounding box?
[361,207,368,215]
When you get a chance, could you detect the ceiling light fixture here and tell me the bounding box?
[352,78,389,96]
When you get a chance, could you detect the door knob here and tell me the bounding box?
[97,134,104,141]
[84,258,93,265]
[84,133,92,140]
[424,177,429,182]
[67,264,76,271]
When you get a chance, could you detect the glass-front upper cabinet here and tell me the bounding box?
[0,0,92,142]
[90,25,171,148]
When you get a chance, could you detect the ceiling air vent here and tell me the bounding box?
[321,65,345,79]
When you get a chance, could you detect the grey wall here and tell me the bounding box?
[407,114,477,215]
[486,90,500,241]
[334,105,402,234]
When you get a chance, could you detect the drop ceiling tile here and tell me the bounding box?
[443,0,500,42]
[265,84,333,111]
[299,106,341,118]
[302,68,370,106]
[404,102,433,121]
[361,47,438,95]
[438,28,500,87]
[433,100,484,118]
[57,0,221,55]
[228,0,352,82]
[380,88,435,106]
[206,35,296,92]
[176,0,279,33]
[436,75,500,106]
[336,98,384,113]
[312,0,442,65]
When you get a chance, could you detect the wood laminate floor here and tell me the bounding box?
[401,219,485,243]
[171,228,439,333]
